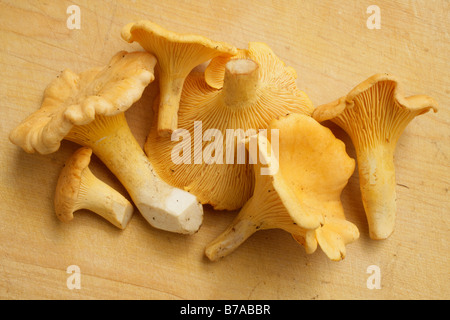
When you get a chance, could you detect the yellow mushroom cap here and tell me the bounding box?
[145,43,314,211]
[121,20,238,136]
[9,51,156,154]
[268,114,356,230]
[54,147,93,222]
[312,73,438,148]
[312,73,438,240]
[121,20,238,71]
[205,113,358,261]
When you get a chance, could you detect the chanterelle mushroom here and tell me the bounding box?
[121,20,238,136]
[55,147,133,229]
[9,51,203,234]
[312,73,438,239]
[205,114,358,261]
[145,42,314,211]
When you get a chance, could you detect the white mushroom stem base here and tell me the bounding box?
[77,167,134,229]
[357,144,397,240]
[66,113,203,234]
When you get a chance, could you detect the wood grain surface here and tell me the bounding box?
[0,0,448,300]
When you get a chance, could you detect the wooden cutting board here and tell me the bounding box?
[0,0,448,300]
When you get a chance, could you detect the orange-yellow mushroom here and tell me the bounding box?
[54,147,133,229]
[121,20,237,136]
[313,73,438,239]
[145,42,314,211]
[10,51,203,234]
[205,114,358,261]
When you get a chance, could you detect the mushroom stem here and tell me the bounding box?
[357,143,396,239]
[205,174,301,261]
[221,59,259,108]
[76,166,134,229]
[157,75,186,137]
[66,113,203,234]
[205,197,261,261]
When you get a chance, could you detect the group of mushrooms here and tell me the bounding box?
[9,20,438,261]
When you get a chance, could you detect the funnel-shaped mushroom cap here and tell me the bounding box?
[121,20,237,136]
[205,114,358,261]
[145,43,314,211]
[312,73,438,239]
[9,51,156,154]
[312,73,438,146]
[269,115,355,229]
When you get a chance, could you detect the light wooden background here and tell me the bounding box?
[0,0,448,300]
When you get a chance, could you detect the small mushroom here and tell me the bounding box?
[121,20,238,136]
[145,42,314,211]
[312,73,438,239]
[55,147,133,229]
[205,114,358,261]
[9,51,203,234]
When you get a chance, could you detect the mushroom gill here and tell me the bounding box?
[145,42,314,211]
[205,114,358,261]
[313,73,438,239]
[121,20,237,136]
